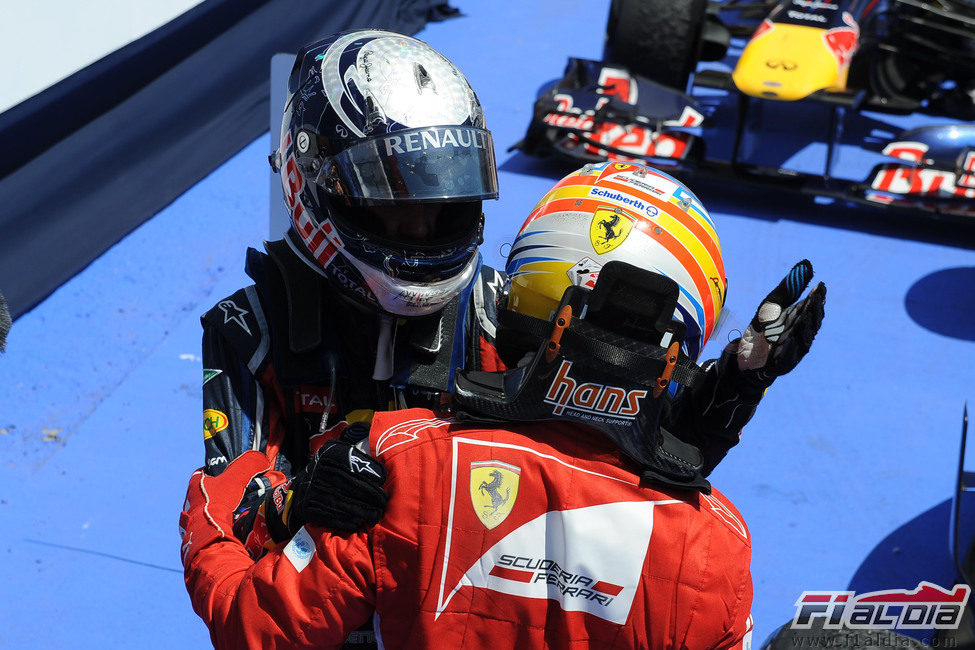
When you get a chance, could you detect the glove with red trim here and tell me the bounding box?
[179,450,271,569]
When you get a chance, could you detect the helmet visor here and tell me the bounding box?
[317,126,499,203]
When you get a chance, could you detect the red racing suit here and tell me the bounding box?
[200,242,761,559]
[185,408,754,649]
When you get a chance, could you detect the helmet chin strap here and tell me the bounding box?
[318,355,337,436]
[372,316,396,381]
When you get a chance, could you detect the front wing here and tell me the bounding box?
[512,58,975,221]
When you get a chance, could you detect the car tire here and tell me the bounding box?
[870,50,923,101]
[602,0,708,91]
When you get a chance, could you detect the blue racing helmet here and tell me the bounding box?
[273,29,499,316]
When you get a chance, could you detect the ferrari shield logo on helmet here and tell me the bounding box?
[469,461,520,529]
[589,207,634,254]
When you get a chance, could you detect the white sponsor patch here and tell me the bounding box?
[440,500,675,624]
[284,526,316,573]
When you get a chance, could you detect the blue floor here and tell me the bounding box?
[2,1,975,647]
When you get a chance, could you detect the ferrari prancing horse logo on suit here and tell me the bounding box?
[470,460,521,529]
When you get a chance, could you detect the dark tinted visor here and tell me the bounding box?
[316,126,499,203]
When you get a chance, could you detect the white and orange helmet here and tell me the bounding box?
[505,161,726,361]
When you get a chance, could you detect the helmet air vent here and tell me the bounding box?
[414,63,436,94]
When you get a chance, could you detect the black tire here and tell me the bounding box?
[868,49,929,103]
[602,0,708,91]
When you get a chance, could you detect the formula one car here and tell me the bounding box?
[512,0,975,218]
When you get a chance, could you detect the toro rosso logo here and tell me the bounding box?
[544,360,647,421]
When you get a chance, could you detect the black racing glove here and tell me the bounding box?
[286,424,389,533]
[735,259,826,395]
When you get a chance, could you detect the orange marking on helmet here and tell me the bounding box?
[601,177,723,281]
[649,196,725,280]
[649,224,717,341]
